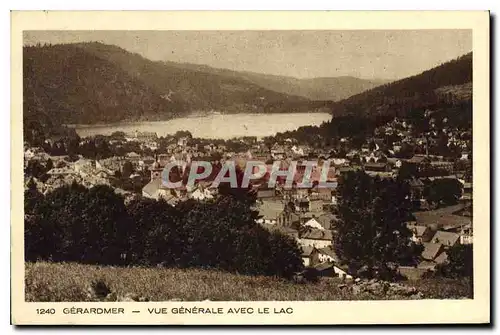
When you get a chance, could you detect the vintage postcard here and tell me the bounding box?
[11,11,490,325]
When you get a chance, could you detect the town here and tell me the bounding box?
[24,110,473,282]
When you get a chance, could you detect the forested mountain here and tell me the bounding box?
[24,44,183,126]
[163,61,388,101]
[24,42,335,127]
[269,53,473,146]
[329,53,472,119]
[23,41,472,146]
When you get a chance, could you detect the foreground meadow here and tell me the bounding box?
[25,262,472,302]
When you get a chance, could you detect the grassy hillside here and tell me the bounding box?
[25,262,472,302]
[24,42,330,126]
[330,53,472,119]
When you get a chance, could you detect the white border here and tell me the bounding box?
[3,7,492,330]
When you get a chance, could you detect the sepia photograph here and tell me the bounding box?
[11,11,490,325]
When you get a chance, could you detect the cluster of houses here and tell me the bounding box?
[372,115,471,157]
[118,129,473,281]
[121,130,159,151]
[399,203,473,279]
[24,147,147,200]
[24,115,473,281]
[256,187,472,281]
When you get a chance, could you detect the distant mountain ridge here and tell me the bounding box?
[162,61,389,101]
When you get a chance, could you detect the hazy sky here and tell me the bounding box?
[24,30,471,80]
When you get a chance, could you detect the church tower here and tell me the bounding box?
[150,153,163,180]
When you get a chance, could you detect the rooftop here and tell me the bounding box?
[413,204,471,229]
[421,242,444,261]
[300,246,316,257]
[430,231,460,246]
[317,247,340,262]
[300,229,333,241]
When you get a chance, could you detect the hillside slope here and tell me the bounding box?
[26,262,472,302]
[24,44,184,125]
[164,61,388,101]
[270,53,473,145]
[24,42,328,127]
[330,53,473,119]
[76,43,316,113]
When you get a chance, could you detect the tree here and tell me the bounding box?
[435,132,450,156]
[23,120,46,146]
[397,162,418,180]
[174,130,193,139]
[435,244,473,278]
[27,183,130,264]
[368,140,377,151]
[395,143,415,159]
[24,179,44,261]
[25,160,46,179]
[110,131,126,139]
[24,178,42,213]
[45,158,54,172]
[350,154,361,165]
[126,198,182,266]
[334,170,422,279]
[175,196,302,277]
[24,182,303,278]
[121,160,134,179]
[217,165,256,205]
[65,135,81,156]
[424,178,463,207]
[264,231,304,278]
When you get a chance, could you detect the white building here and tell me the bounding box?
[190,187,215,201]
[298,229,333,249]
[303,217,325,231]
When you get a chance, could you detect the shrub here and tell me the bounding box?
[434,244,473,279]
[90,279,112,299]
[302,267,320,283]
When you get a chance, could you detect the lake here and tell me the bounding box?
[70,113,332,140]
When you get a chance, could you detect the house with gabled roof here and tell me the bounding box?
[430,231,460,247]
[300,246,320,267]
[142,179,187,205]
[421,242,445,261]
[408,154,431,165]
[189,186,215,201]
[256,199,285,225]
[410,225,434,243]
[317,246,339,263]
[256,188,276,200]
[299,229,333,249]
[316,213,337,230]
[364,162,391,172]
[303,217,324,231]
[434,251,448,264]
[313,262,353,279]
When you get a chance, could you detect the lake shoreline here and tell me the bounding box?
[67,112,332,140]
[64,111,331,129]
